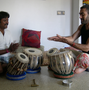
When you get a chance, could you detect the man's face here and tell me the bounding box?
[0,17,9,29]
[79,8,89,24]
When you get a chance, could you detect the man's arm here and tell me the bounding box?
[48,24,89,52]
[59,24,89,52]
[65,24,83,42]
[48,24,83,43]
[69,38,89,52]
[0,43,19,55]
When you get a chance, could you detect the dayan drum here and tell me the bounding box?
[46,48,59,57]
[23,48,43,71]
[46,48,59,70]
[48,50,75,78]
[7,53,29,75]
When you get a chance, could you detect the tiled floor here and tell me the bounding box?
[0,66,89,90]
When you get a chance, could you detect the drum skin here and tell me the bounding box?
[48,50,74,74]
[46,48,59,57]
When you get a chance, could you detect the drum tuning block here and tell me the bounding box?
[31,79,39,87]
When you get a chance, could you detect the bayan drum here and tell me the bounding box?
[47,50,75,79]
[23,48,43,73]
[46,48,59,70]
[7,53,29,76]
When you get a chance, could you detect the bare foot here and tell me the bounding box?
[74,68,86,74]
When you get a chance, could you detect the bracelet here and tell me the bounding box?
[6,49,9,53]
[72,43,75,47]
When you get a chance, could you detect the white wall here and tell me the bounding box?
[0,0,72,51]
[79,0,83,43]
[72,0,82,43]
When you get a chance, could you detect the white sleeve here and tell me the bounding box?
[6,30,14,44]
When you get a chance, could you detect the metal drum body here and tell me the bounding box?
[48,51,74,74]
[46,48,59,66]
[23,48,43,69]
[7,53,29,75]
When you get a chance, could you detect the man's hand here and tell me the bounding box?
[48,34,62,41]
[48,34,67,43]
[8,43,19,52]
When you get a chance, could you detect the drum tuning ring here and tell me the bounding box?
[23,68,27,71]
[10,62,12,65]
[17,68,24,71]
[17,68,20,71]
[21,69,24,72]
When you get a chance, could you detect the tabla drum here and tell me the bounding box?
[46,48,59,57]
[48,50,75,79]
[23,48,43,74]
[46,48,59,70]
[6,53,29,76]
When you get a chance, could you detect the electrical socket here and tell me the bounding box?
[57,11,65,15]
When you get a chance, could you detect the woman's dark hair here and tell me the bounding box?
[0,11,10,21]
[81,5,89,14]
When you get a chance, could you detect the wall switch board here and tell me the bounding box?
[57,11,65,15]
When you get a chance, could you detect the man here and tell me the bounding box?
[0,11,19,75]
[48,5,89,74]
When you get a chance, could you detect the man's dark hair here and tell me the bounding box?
[0,11,10,21]
[81,5,89,14]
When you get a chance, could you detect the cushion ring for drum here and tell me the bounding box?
[26,67,41,74]
[53,71,74,79]
[6,72,26,80]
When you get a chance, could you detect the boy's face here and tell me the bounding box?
[0,17,9,29]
